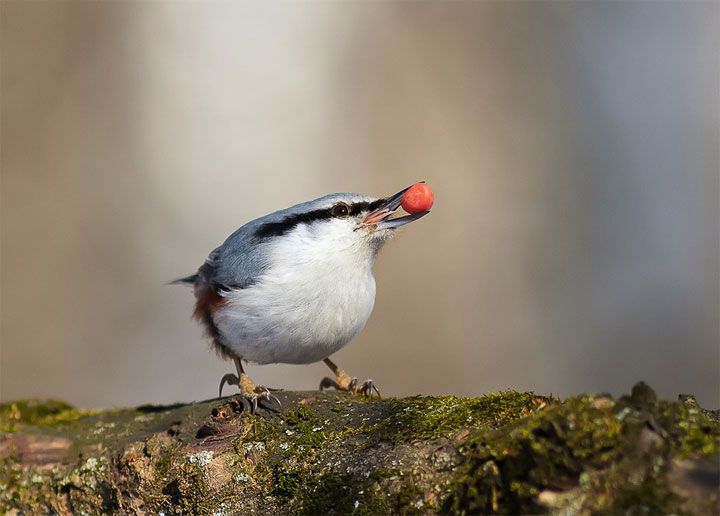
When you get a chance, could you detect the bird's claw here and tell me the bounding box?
[358,379,381,398]
[319,375,381,398]
[242,386,282,414]
[219,373,240,398]
[256,387,282,409]
[218,373,281,414]
[319,376,335,391]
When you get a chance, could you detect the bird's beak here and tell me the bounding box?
[362,186,430,229]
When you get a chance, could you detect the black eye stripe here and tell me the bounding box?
[254,198,388,239]
[350,198,386,216]
[254,209,332,238]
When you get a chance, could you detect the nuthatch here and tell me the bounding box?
[173,184,431,412]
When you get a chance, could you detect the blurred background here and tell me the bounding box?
[2,1,718,409]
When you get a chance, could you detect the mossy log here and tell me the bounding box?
[1,382,718,514]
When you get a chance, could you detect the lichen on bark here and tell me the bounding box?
[1,382,718,514]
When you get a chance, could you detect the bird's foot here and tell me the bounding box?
[218,372,281,414]
[319,369,381,397]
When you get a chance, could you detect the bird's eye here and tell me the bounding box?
[331,203,350,218]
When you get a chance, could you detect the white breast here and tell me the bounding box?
[212,223,378,364]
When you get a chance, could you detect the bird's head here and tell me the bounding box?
[254,185,429,259]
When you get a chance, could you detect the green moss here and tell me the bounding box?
[2,386,717,515]
[275,468,402,515]
[300,472,361,515]
[162,462,211,514]
[228,392,557,514]
[368,468,402,481]
[444,396,631,513]
[245,413,281,442]
[0,457,23,509]
[658,401,720,456]
[283,405,329,448]
[393,480,426,513]
[271,462,304,502]
[291,405,316,422]
[681,424,720,455]
[0,400,98,432]
[363,392,549,443]
[155,452,173,480]
[2,455,115,514]
[603,473,682,515]
[443,391,720,515]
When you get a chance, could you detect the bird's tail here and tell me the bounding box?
[169,274,198,285]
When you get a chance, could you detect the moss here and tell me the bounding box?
[154,451,173,480]
[246,413,281,442]
[680,423,720,455]
[276,468,405,515]
[283,405,329,448]
[0,454,115,514]
[271,462,304,502]
[162,461,212,514]
[300,472,362,515]
[0,400,98,432]
[368,468,403,481]
[362,392,549,443]
[291,405,316,422]
[0,457,23,509]
[2,386,717,514]
[445,397,606,512]
[393,479,426,513]
[657,401,720,456]
[443,389,720,515]
[603,473,682,514]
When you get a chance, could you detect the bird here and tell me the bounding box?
[173,184,430,412]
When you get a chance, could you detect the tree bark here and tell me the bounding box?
[1,383,718,514]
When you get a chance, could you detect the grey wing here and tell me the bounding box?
[194,197,331,290]
[197,218,272,292]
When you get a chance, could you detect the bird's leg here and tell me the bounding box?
[319,357,380,397]
[218,358,281,414]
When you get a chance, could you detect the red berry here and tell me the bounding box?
[401,182,434,214]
